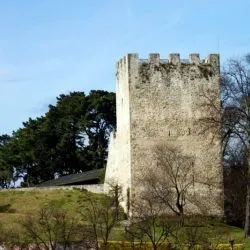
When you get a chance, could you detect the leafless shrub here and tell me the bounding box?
[19,205,90,250]
[141,145,195,225]
[78,190,123,250]
[128,194,173,250]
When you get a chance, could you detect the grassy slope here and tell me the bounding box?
[0,188,94,230]
[0,189,249,248]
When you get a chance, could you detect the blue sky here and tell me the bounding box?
[0,0,249,134]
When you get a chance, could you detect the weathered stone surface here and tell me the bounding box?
[105,53,223,216]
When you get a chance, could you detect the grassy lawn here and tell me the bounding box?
[0,188,102,232]
[0,188,83,217]
[0,188,249,249]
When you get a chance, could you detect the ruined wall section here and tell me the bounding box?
[128,53,223,215]
[104,55,132,210]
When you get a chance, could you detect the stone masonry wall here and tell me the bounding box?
[105,53,223,216]
[104,56,132,210]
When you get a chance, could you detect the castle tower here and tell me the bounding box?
[105,53,223,216]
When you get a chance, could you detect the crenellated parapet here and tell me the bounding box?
[116,53,220,73]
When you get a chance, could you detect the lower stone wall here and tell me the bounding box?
[0,184,104,193]
[104,132,131,212]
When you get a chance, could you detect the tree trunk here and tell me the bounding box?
[244,152,250,238]
[179,206,184,226]
[152,243,157,250]
[244,184,250,237]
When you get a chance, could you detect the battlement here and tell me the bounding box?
[117,53,220,72]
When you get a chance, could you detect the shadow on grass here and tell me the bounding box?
[0,204,16,213]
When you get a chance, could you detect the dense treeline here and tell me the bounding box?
[0,90,116,187]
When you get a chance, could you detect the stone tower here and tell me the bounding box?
[105,53,223,216]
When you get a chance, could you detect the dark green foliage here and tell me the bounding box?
[0,134,13,188]
[83,90,116,170]
[0,90,116,186]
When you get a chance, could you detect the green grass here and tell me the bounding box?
[0,189,79,215]
[0,188,103,231]
[0,188,249,249]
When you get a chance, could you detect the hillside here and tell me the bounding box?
[0,188,248,249]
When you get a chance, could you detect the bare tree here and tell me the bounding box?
[19,205,89,250]
[79,190,123,249]
[106,181,123,220]
[180,225,210,250]
[124,223,146,250]
[168,215,233,250]
[0,224,24,250]
[196,54,250,237]
[219,55,250,237]
[127,194,172,250]
[142,145,195,225]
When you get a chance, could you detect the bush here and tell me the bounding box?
[100,241,172,250]
[215,243,244,250]
[100,242,244,250]
[181,243,244,250]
